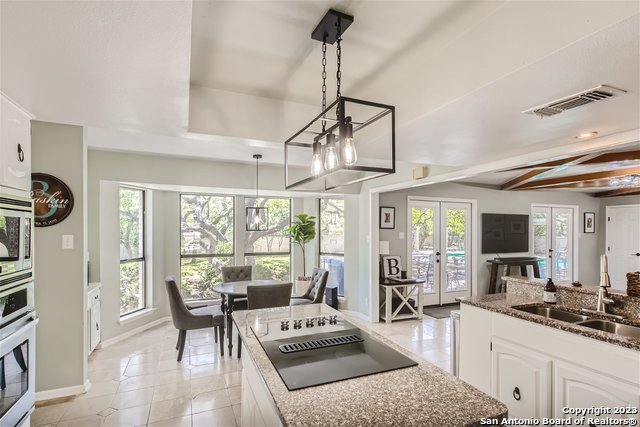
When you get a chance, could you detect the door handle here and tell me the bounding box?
[17,144,25,162]
[513,386,521,401]
[435,252,441,263]
[633,253,640,256]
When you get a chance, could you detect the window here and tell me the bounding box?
[244,197,291,281]
[180,194,235,300]
[119,187,146,316]
[319,199,345,297]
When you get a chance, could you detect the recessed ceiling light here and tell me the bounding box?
[575,131,598,139]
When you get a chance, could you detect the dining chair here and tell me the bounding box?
[221,265,252,311]
[164,276,225,361]
[247,282,293,310]
[290,268,329,306]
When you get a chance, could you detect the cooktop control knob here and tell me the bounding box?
[305,317,315,328]
[317,316,326,326]
[280,320,290,331]
[293,319,302,330]
[329,315,338,325]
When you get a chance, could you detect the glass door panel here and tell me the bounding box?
[553,208,573,281]
[441,203,471,304]
[409,201,439,306]
[532,208,551,279]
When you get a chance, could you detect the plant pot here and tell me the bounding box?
[295,279,310,295]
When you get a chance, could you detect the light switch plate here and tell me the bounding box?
[399,232,405,239]
[62,235,74,249]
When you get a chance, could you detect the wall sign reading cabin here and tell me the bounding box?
[31,173,74,227]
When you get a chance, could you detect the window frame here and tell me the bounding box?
[179,193,236,300]
[243,197,292,281]
[319,198,345,297]
[119,186,147,317]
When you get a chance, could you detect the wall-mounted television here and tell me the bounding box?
[481,213,529,254]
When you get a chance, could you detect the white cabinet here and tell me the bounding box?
[1,94,33,192]
[87,284,101,353]
[241,340,282,427]
[459,304,492,394]
[492,338,552,419]
[554,361,640,422]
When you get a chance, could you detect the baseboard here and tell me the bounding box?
[98,316,172,349]
[36,380,91,402]
[340,309,371,323]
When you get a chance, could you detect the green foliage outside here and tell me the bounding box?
[286,213,316,278]
[120,261,143,315]
[250,255,290,281]
[119,188,144,315]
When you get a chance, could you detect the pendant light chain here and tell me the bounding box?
[321,37,327,133]
[335,18,342,120]
[255,155,259,201]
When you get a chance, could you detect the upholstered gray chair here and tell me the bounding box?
[290,268,329,306]
[165,277,225,361]
[247,282,293,310]
[222,266,252,282]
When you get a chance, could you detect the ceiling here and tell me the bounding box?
[459,145,640,196]
[1,1,639,171]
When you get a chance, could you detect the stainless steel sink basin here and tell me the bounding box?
[513,305,590,323]
[575,320,640,339]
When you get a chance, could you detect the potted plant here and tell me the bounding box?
[286,213,316,294]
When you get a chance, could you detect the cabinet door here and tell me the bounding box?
[554,361,640,423]
[90,303,101,352]
[492,338,552,419]
[459,304,493,393]
[1,96,31,191]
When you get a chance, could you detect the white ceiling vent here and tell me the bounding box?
[523,85,627,117]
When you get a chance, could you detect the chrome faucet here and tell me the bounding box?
[582,255,624,320]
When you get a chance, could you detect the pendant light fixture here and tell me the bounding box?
[284,9,395,191]
[246,154,269,231]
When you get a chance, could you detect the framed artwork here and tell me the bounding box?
[584,212,595,233]
[382,256,402,278]
[31,173,75,227]
[380,206,395,229]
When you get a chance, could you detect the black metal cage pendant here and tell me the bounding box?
[247,154,269,231]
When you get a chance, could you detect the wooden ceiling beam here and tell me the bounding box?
[513,166,640,190]
[501,152,605,190]
[594,187,640,198]
[501,155,585,172]
[581,150,640,165]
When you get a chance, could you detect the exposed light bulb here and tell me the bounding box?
[341,120,357,165]
[324,134,339,170]
[310,141,324,176]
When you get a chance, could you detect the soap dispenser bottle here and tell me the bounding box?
[543,278,557,304]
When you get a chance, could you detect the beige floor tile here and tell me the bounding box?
[31,402,71,426]
[118,374,157,393]
[56,414,105,427]
[89,367,126,383]
[157,359,189,373]
[227,386,241,405]
[152,380,192,402]
[77,379,121,400]
[232,404,241,426]
[128,353,161,366]
[191,389,232,414]
[111,387,155,410]
[190,374,226,395]
[223,371,241,388]
[192,406,236,427]
[124,362,159,377]
[102,403,151,427]
[153,369,191,386]
[88,356,129,373]
[61,394,114,421]
[189,363,222,379]
[147,414,192,427]
[148,396,192,423]
[188,353,218,366]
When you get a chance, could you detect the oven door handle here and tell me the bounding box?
[0,314,38,347]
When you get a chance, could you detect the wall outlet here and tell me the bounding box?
[62,235,74,249]
[399,232,405,240]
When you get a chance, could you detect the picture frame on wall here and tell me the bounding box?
[380,206,395,229]
[584,212,595,233]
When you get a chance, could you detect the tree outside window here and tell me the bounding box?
[120,187,145,316]
[320,199,345,296]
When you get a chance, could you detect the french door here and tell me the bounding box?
[531,206,575,282]
[409,200,472,306]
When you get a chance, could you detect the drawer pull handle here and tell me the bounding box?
[513,387,521,401]
[17,144,25,162]
[96,323,99,331]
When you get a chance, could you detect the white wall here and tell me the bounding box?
[379,182,604,297]
[32,121,87,393]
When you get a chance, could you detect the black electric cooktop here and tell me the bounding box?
[256,322,418,391]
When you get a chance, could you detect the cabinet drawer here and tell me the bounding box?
[1,95,32,192]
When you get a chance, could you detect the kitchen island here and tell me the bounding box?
[458,276,640,423]
[233,304,507,427]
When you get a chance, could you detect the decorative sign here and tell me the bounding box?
[382,256,402,278]
[31,173,74,227]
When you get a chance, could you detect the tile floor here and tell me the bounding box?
[32,314,451,427]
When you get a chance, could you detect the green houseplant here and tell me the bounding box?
[286,214,316,283]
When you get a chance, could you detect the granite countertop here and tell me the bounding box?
[234,304,507,427]
[460,289,640,352]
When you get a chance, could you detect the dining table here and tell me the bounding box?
[212,279,291,355]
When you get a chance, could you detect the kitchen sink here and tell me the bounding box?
[513,305,590,323]
[575,320,640,339]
